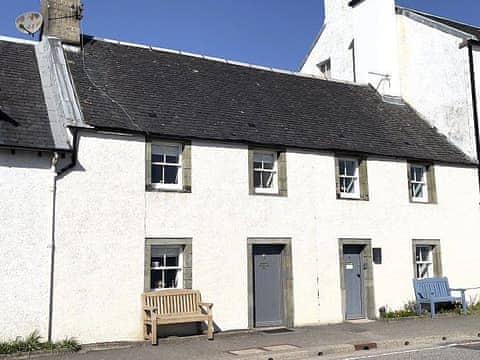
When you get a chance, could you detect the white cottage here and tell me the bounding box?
[1,0,479,345]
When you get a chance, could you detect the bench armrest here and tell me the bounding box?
[144,306,158,313]
[199,302,214,315]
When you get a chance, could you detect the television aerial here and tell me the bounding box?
[15,12,43,36]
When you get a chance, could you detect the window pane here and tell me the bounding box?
[166,254,179,267]
[420,246,432,261]
[341,177,355,193]
[253,161,263,170]
[164,270,179,288]
[151,144,164,155]
[263,159,274,170]
[164,166,179,184]
[262,171,274,188]
[152,153,164,163]
[254,153,274,167]
[163,145,180,156]
[253,153,263,163]
[415,247,421,261]
[151,270,164,289]
[152,164,163,183]
[339,160,346,176]
[345,160,356,176]
[165,154,179,164]
[151,256,164,268]
[412,183,424,198]
[417,263,431,279]
[254,170,262,188]
[411,166,424,182]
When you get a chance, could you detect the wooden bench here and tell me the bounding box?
[142,289,214,345]
[413,277,467,317]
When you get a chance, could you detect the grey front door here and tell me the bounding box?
[253,245,283,327]
[343,245,364,319]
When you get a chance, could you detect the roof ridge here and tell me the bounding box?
[84,35,365,88]
[396,6,480,35]
[0,35,37,46]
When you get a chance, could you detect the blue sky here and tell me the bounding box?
[1,1,479,70]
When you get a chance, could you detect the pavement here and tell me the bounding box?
[16,314,480,360]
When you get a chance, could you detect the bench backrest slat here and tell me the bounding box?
[413,277,451,300]
[143,289,202,315]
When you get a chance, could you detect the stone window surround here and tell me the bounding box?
[407,162,437,204]
[145,138,192,193]
[248,147,288,197]
[412,239,442,278]
[335,154,369,201]
[144,238,192,291]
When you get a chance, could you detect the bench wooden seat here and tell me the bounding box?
[142,289,214,345]
[413,277,467,317]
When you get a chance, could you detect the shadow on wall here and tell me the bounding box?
[0,148,85,173]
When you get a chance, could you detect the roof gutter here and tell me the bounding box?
[460,39,480,191]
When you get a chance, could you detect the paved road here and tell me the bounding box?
[325,342,480,360]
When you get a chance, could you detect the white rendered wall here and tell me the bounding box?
[0,150,54,341]
[53,131,146,343]
[300,1,355,81]
[352,0,401,95]
[301,0,401,95]
[146,141,480,330]
[473,45,480,158]
[397,15,477,160]
[45,133,479,343]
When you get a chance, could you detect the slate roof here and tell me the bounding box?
[400,7,480,40]
[0,39,67,151]
[66,37,473,165]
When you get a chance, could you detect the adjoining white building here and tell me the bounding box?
[301,0,480,165]
[1,0,480,345]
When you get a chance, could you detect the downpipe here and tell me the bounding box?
[48,152,59,342]
[47,128,78,342]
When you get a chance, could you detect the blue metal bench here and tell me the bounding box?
[413,277,467,317]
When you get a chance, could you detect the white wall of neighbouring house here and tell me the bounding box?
[351,0,401,96]
[53,131,146,344]
[0,150,54,341]
[301,0,401,95]
[396,14,478,161]
[472,45,480,152]
[43,132,480,344]
[301,1,479,161]
[300,0,355,81]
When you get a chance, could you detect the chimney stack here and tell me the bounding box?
[40,0,82,45]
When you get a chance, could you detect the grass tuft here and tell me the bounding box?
[0,331,81,355]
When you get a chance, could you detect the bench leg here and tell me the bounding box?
[143,322,149,340]
[430,301,436,318]
[151,318,158,346]
[461,291,467,315]
[207,317,214,340]
[416,303,422,316]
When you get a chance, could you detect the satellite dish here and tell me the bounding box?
[15,12,43,35]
